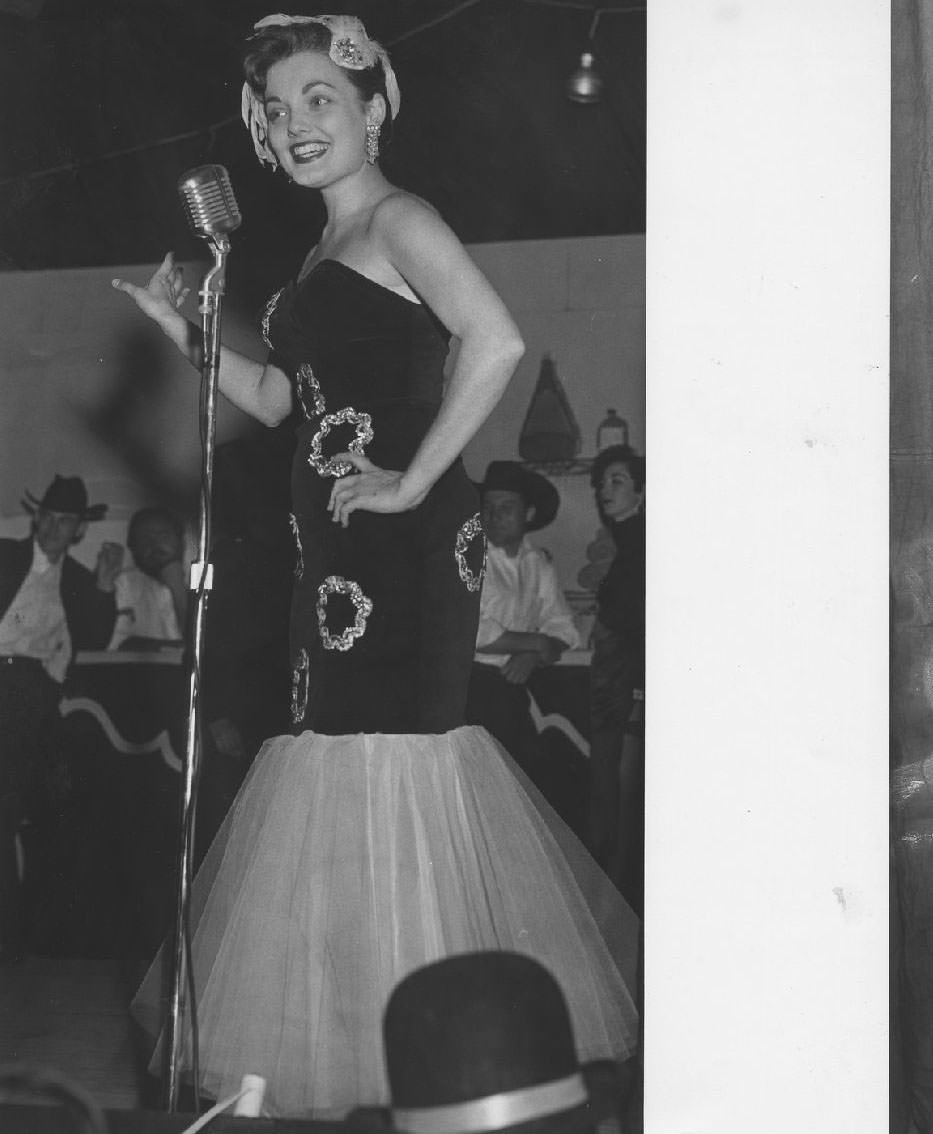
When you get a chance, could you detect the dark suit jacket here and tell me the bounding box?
[0,537,117,654]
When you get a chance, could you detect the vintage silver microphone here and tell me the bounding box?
[177,164,243,240]
[164,163,240,1114]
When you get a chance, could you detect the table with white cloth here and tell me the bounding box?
[61,648,187,770]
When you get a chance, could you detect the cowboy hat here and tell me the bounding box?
[22,475,107,521]
[476,462,559,532]
[360,951,629,1134]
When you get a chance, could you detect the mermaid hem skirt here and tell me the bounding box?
[132,725,639,1117]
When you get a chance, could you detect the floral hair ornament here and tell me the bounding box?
[241,13,401,167]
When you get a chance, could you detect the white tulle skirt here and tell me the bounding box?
[132,726,640,1118]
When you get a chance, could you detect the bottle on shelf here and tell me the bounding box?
[596,408,629,452]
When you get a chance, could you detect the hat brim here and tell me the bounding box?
[22,491,107,522]
[503,1063,630,1134]
[475,468,561,532]
[365,1062,630,1134]
[367,1099,602,1134]
[524,475,559,531]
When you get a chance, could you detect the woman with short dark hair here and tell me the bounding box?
[588,444,646,911]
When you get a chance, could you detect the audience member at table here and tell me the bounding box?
[108,506,186,650]
[586,444,646,911]
[465,460,579,778]
[0,475,121,963]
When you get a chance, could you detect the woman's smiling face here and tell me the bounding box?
[263,50,380,187]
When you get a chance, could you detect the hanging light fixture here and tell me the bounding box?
[565,8,605,104]
[566,51,603,103]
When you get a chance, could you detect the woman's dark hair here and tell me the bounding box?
[242,22,394,149]
[590,444,645,494]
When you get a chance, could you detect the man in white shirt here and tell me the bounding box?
[109,507,185,649]
[467,461,579,775]
[0,475,122,962]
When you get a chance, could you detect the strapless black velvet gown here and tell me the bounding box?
[132,260,640,1118]
[267,258,486,735]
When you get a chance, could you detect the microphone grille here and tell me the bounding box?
[177,164,242,237]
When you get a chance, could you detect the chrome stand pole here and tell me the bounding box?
[163,236,229,1112]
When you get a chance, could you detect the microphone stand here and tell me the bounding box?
[164,235,230,1112]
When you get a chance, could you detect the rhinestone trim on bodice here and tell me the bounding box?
[290,647,310,724]
[260,287,285,350]
[296,363,326,420]
[288,513,304,581]
[455,513,487,593]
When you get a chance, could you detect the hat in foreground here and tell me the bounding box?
[22,475,107,521]
[382,951,614,1134]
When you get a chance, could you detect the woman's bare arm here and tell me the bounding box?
[112,253,293,427]
[378,194,524,496]
[329,196,524,524]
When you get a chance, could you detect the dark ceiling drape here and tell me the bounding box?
[0,1,645,288]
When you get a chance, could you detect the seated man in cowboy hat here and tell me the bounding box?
[466,460,579,777]
[347,950,635,1134]
[0,474,122,962]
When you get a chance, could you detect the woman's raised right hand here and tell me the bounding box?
[111,252,191,333]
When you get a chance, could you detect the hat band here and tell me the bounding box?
[391,1072,587,1134]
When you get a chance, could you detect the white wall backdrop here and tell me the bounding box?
[0,235,645,582]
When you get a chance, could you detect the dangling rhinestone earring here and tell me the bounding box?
[365,121,380,165]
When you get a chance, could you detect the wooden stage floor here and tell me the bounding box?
[0,957,143,1110]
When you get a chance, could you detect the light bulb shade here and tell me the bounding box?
[566,51,602,104]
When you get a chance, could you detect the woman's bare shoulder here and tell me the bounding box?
[370,189,444,235]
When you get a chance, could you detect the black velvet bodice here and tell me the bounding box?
[268,260,448,432]
[262,260,486,736]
